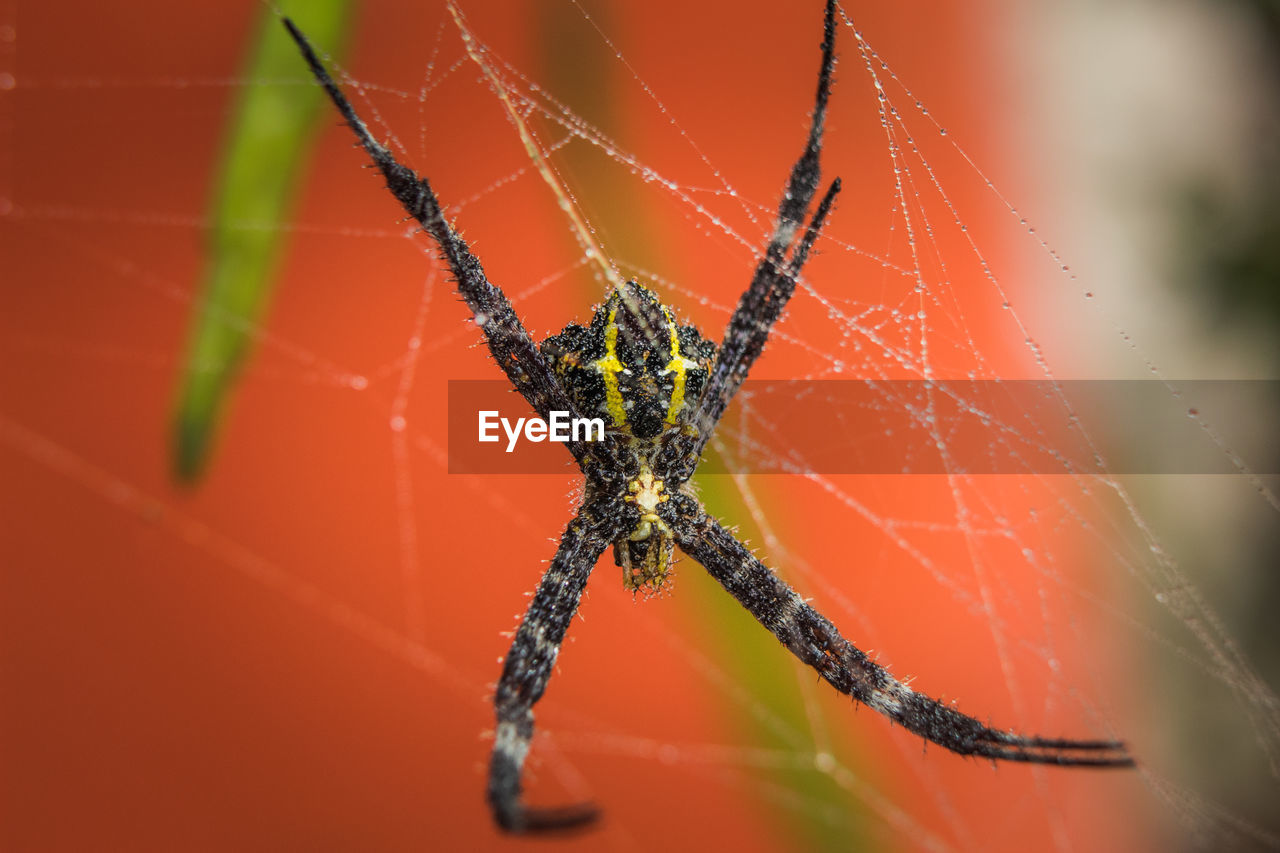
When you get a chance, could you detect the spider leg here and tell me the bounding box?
[695,0,841,447]
[282,19,601,465]
[489,502,623,833]
[673,511,1134,768]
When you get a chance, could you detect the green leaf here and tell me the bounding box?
[172,0,352,482]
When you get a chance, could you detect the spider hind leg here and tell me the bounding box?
[675,512,1135,770]
[488,508,621,833]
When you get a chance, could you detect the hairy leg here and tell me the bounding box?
[674,511,1134,767]
[282,18,603,464]
[489,504,622,832]
[695,0,841,445]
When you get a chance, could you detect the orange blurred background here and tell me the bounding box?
[0,2,1167,851]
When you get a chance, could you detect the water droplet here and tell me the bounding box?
[389,415,407,432]
[349,375,369,391]
[0,72,15,91]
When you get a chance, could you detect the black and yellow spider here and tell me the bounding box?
[284,0,1133,834]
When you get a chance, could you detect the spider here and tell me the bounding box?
[284,0,1133,834]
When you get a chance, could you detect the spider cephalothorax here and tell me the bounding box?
[285,0,1132,836]
[542,281,715,591]
[542,281,716,440]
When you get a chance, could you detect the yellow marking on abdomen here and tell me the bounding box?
[591,306,628,428]
[662,307,697,425]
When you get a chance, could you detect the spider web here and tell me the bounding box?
[2,1,1278,851]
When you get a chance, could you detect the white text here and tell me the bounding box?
[478,410,605,452]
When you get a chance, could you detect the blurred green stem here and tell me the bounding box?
[172,0,352,482]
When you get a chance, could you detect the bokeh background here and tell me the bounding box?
[2,1,1276,851]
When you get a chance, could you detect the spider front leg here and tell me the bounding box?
[489,502,623,833]
[282,18,603,466]
[694,0,842,449]
[673,510,1135,768]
